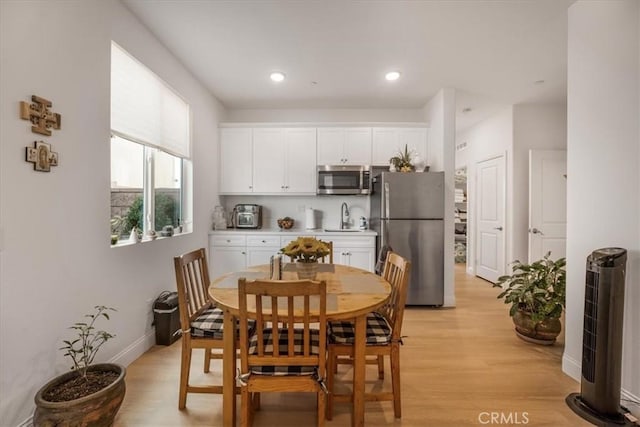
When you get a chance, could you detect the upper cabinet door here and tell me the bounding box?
[284,128,317,194]
[317,128,345,165]
[372,127,399,166]
[372,127,428,166]
[343,127,372,164]
[398,128,428,165]
[252,128,286,193]
[220,128,253,193]
[317,127,372,165]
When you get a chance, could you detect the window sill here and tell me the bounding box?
[110,230,190,248]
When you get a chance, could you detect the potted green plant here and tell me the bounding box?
[389,144,415,172]
[110,215,123,245]
[34,306,126,426]
[494,252,566,345]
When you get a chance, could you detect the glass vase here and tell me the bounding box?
[296,261,319,280]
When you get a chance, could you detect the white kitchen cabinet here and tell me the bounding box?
[284,128,317,193]
[251,128,316,194]
[246,235,281,267]
[220,128,253,194]
[317,127,372,165]
[210,232,377,273]
[252,128,286,193]
[209,234,247,277]
[334,246,375,271]
[210,247,246,278]
[333,248,375,271]
[372,127,428,166]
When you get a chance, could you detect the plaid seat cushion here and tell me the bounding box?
[328,311,392,345]
[191,307,255,339]
[248,328,320,376]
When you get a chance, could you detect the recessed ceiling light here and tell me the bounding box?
[534,79,545,85]
[385,71,401,81]
[270,72,285,82]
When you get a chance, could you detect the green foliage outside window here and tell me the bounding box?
[123,193,179,234]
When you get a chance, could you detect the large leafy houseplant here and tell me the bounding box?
[494,252,566,322]
[493,252,566,344]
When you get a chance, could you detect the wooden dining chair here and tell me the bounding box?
[237,278,327,427]
[173,248,242,409]
[320,240,333,264]
[325,251,411,419]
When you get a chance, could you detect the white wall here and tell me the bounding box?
[226,108,425,123]
[0,1,225,425]
[565,0,640,415]
[457,107,514,275]
[423,88,456,307]
[512,104,567,263]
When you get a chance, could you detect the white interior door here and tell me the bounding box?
[475,155,505,283]
[528,150,567,263]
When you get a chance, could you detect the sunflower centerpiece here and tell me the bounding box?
[281,237,331,279]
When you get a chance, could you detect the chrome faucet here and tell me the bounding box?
[340,202,350,229]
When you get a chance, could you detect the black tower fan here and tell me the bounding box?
[566,247,634,426]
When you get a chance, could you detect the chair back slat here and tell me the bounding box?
[320,241,333,264]
[379,252,411,341]
[173,248,212,332]
[238,279,327,376]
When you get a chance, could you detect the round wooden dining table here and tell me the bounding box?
[209,263,392,427]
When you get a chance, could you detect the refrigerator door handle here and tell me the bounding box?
[381,219,389,250]
[384,181,390,219]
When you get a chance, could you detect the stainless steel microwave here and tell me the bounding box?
[317,165,371,195]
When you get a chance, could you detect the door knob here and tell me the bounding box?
[493,226,503,231]
[530,227,544,235]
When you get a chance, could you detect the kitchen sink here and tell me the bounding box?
[323,228,364,232]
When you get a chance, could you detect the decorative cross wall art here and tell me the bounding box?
[20,95,61,136]
[25,141,58,172]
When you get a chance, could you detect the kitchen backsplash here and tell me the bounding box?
[219,195,370,231]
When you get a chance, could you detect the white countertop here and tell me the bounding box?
[209,228,377,236]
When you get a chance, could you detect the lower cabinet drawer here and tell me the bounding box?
[210,235,246,247]
[246,235,281,247]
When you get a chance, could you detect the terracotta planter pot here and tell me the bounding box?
[34,363,126,427]
[512,309,561,345]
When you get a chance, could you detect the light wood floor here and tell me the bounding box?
[114,265,589,426]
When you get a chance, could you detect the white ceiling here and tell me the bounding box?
[122,0,573,132]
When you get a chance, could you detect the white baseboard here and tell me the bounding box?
[17,417,32,427]
[443,294,456,307]
[562,353,581,382]
[621,389,640,418]
[110,329,156,367]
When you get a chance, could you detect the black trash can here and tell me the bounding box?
[153,291,181,345]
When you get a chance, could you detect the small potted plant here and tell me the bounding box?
[110,215,123,245]
[389,144,415,172]
[281,237,331,279]
[33,306,126,426]
[494,252,566,345]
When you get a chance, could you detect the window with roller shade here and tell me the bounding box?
[110,42,192,244]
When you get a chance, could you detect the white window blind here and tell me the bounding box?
[111,42,190,158]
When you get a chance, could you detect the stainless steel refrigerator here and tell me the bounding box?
[370,172,444,306]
